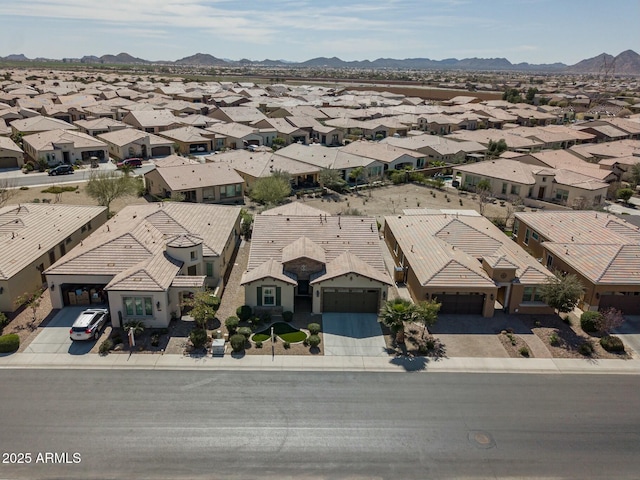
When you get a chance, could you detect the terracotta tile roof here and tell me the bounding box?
[246,214,386,278]
[241,258,298,285]
[310,251,392,285]
[385,213,551,288]
[149,162,244,190]
[46,203,240,275]
[105,251,183,292]
[282,237,326,264]
[261,202,330,217]
[170,276,206,288]
[0,203,107,279]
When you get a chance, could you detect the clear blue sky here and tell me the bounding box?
[1,0,638,64]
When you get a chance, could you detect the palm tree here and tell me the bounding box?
[379,298,414,344]
[349,166,364,194]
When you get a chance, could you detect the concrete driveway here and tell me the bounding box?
[614,316,640,357]
[25,306,104,355]
[322,313,386,356]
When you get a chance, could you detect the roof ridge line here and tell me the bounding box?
[596,244,626,282]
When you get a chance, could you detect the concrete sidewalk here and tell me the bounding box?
[2,351,640,374]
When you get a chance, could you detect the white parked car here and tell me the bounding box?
[69,308,110,341]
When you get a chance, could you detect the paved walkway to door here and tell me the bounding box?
[322,313,387,356]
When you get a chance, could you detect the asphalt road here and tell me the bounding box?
[1,370,640,479]
[2,164,155,188]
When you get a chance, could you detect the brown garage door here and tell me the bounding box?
[151,146,172,156]
[434,293,485,315]
[599,294,640,314]
[322,288,380,313]
[0,157,19,169]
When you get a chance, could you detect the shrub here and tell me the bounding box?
[519,346,530,357]
[99,339,113,355]
[282,311,293,322]
[549,332,560,346]
[123,320,145,336]
[112,334,122,345]
[150,333,160,347]
[283,341,291,349]
[0,333,20,353]
[0,312,8,334]
[230,333,246,352]
[307,334,321,348]
[600,335,625,353]
[580,311,602,333]
[308,323,321,335]
[236,305,253,321]
[303,338,309,347]
[425,338,436,351]
[578,341,594,356]
[225,316,239,334]
[189,329,207,349]
[255,340,263,348]
[237,326,252,339]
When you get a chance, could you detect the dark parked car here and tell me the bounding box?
[48,164,74,176]
[116,158,143,169]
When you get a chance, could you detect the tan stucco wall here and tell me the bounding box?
[243,279,295,312]
[108,290,170,329]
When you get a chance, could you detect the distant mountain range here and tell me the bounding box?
[1,50,639,74]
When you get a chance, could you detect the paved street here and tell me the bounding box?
[1,370,640,479]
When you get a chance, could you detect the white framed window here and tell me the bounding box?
[262,286,276,306]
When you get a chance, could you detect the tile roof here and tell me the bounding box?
[148,162,244,190]
[23,129,107,151]
[246,214,387,280]
[282,237,326,264]
[105,251,183,292]
[0,203,107,279]
[310,251,392,285]
[241,258,298,285]
[385,213,551,287]
[46,203,240,275]
[261,202,330,217]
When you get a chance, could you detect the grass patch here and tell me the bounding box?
[252,322,307,343]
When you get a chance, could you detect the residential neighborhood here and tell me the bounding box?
[0,63,639,368]
[2,2,640,477]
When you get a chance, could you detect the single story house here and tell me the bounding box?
[454,158,609,208]
[144,160,244,204]
[0,136,25,169]
[241,209,392,315]
[22,129,109,165]
[157,126,214,155]
[122,109,183,134]
[513,210,640,314]
[45,203,242,328]
[97,128,175,160]
[0,203,108,313]
[384,210,554,317]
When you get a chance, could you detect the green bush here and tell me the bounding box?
[600,335,625,353]
[237,326,252,339]
[255,340,263,348]
[307,334,321,348]
[580,311,602,333]
[549,332,560,346]
[230,333,246,352]
[308,323,321,335]
[578,341,594,356]
[225,316,239,334]
[0,333,20,353]
[99,339,113,355]
[0,312,9,334]
[283,341,291,349]
[282,311,293,322]
[236,305,253,321]
[519,346,530,357]
[425,338,436,350]
[189,328,207,349]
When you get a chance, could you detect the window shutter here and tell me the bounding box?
[257,286,262,306]
[276,287,281,306]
